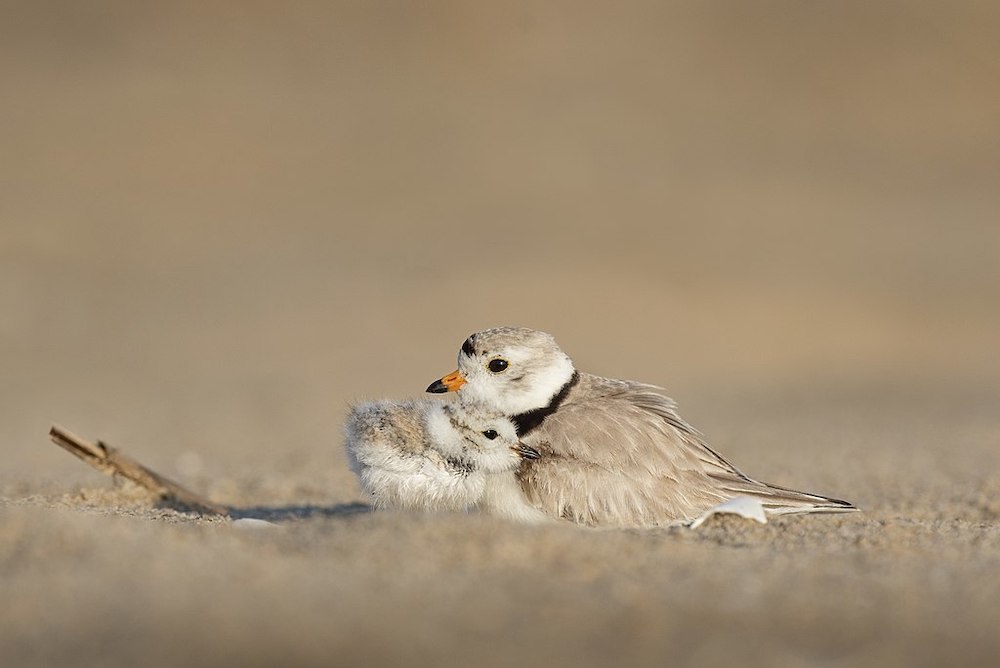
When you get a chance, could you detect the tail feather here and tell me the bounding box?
[712,474,859,515]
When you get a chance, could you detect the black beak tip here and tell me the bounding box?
[426,380,448,394]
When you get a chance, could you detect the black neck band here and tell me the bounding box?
[511,371,579,437]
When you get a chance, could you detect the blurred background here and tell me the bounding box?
[2,0,998,482]
[3,4,1000,666]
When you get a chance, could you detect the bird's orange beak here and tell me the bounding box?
[426,370,466,394]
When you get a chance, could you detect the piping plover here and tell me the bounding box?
[344,398,548,523]
[427,327,858,527]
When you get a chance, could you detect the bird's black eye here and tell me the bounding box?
[482,429,499,440]
[487,358,509,373]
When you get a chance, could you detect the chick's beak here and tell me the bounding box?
[513,443,541,460]
[426,370,466,393]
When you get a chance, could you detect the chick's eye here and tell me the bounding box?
[482,429,499,440]
[487,358,509,373]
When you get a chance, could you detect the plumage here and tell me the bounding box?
[427,327,858,527]
[344,398,547,523]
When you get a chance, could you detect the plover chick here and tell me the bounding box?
[427,327,858,527]
[344,398,548,523]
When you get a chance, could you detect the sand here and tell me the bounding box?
[2,2,999,666]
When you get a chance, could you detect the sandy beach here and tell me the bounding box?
[3,2,999,666]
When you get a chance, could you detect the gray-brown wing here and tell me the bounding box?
[515,378,729,525]
[518,376,855,525]
[622,383,856,514]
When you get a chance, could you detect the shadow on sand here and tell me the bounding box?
[226,502,372,522]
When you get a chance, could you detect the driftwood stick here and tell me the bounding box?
[49,425,229,517]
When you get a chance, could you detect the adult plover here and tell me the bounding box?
[427,327,857,527]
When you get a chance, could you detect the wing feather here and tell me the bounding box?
[518,374,856,525]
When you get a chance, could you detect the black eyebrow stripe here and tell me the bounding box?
[461,338,475,357]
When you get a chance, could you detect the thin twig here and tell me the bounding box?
[48,425,229,516]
